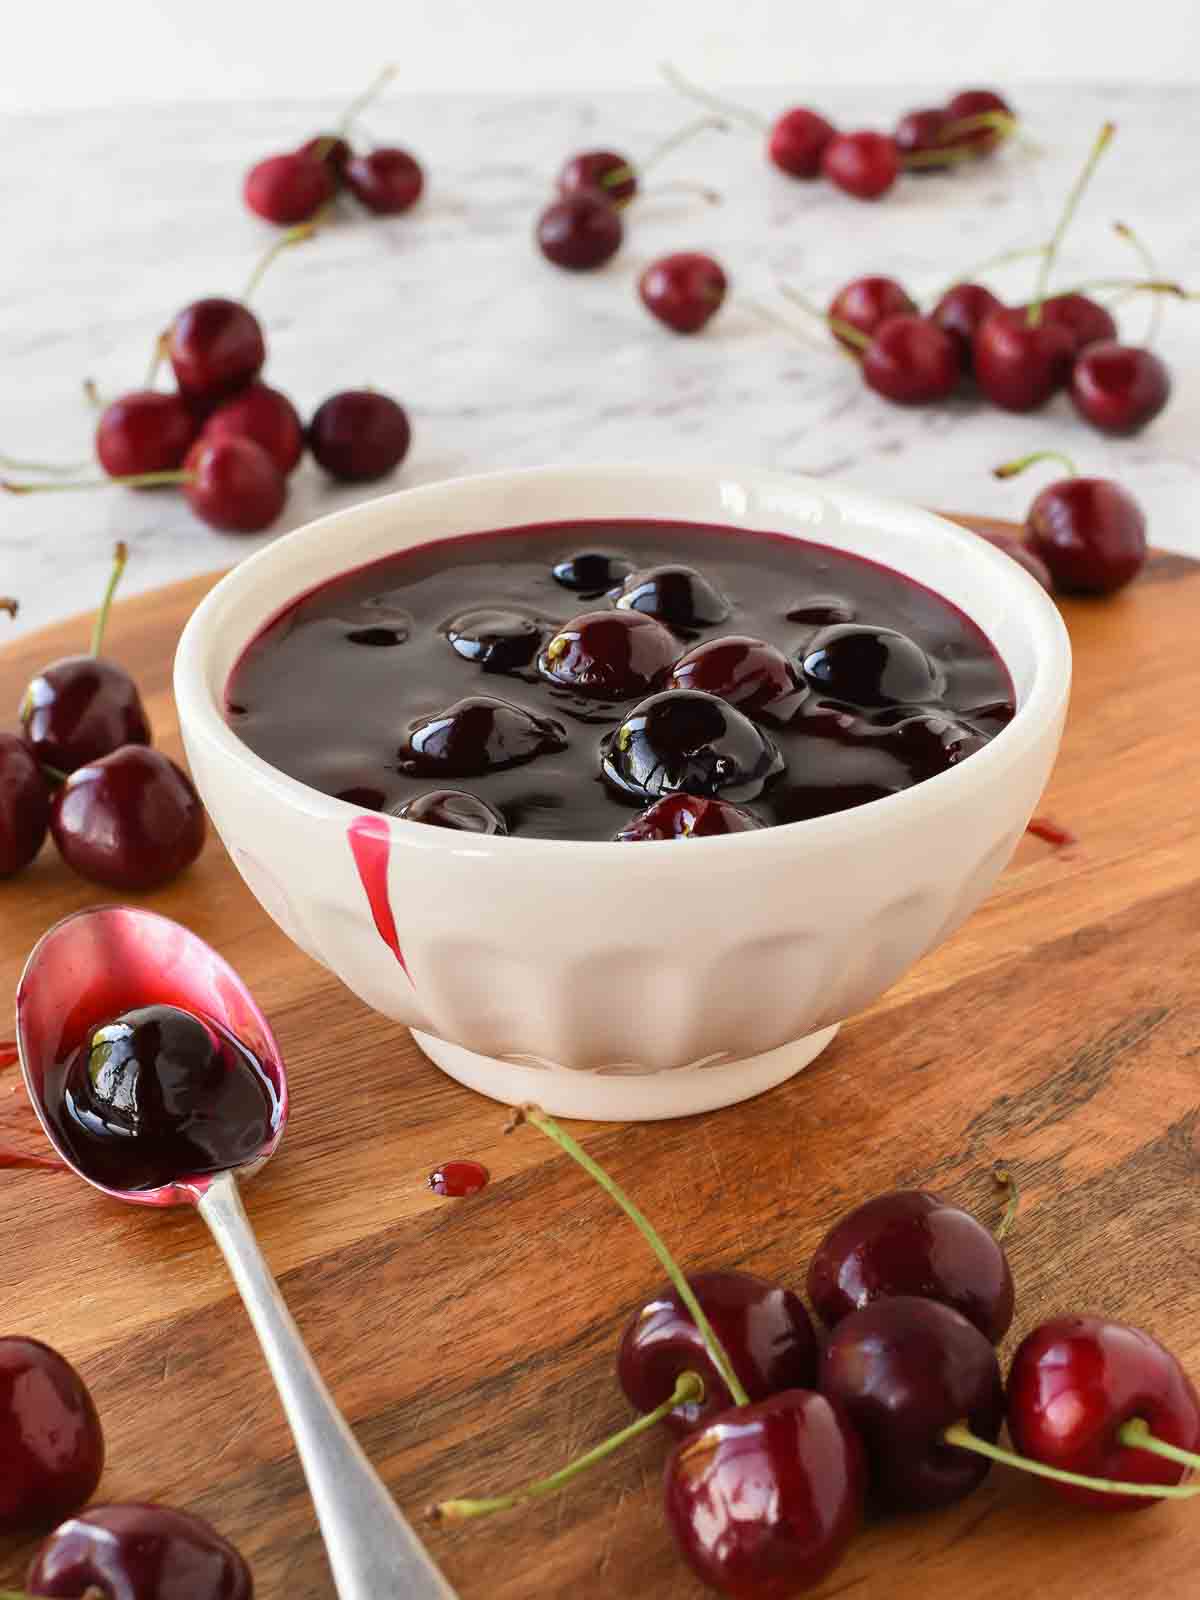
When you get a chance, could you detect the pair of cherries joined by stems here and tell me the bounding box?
[0,546,206,891]
[0,1335,251,1600]
[433,1111,1200,1598]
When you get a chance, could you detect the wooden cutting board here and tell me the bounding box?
[3,515,1200,1600]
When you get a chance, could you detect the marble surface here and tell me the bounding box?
[2,82,1198,640]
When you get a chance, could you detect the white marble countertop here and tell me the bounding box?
[2,83,1198,640]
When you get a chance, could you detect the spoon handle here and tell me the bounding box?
[199,1172,458,1600]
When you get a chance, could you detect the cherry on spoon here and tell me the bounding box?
[16,907,458,1600]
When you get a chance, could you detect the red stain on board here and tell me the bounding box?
[0,1042,17,1071]
[348,815,412,982]
[1026,815,1079,850]
[428,1160,490,1197]
[0,1145,65,1172]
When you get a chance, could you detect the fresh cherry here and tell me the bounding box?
[862,314,960,404]
[445,608,542,673]
[244,149,334,224]
[536,191,623,271]
[639,252,728,334]
[1006,1317,1200,1511]
[1039,292,1118,352]
[973,306,1075,410]
[614,564,730,629]
[894,107,953,169]
[977,529,1053,591]
[558,148,636,207]
[308,389,411,482]
[27,1502,252,1599]
[807,1188,1015,1342]
[1070,341,1171,434]
[801,624,943,707]
[931,283,1004,375]
[768,107,837,178]
[183,436,287,533]
[551,548,634,598]
[602,689,782,805]
[0,1337,104,1534]
[998,451,1148,594]
[167,298,266,403]
[664,1390,864,1597]
[617,1270,817,1434]
[345,147,424,214]
[298,133,352,178]
[95,391,198,478]
[399,696,566,778]
[944,88,1013,155]
[669,635,802,721]
[0,733,50,877]
[50,746,207,891]
[820,1295,1005,1510]
[538,610,678,700]
[828,276,917,350]
[200,382,305,475]
[396,790,507,834]
[615,793,763,840]
[821,131,900,200]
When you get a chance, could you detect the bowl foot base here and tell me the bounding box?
[409,1024,841,1122]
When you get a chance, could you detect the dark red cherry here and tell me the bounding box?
[551,548,634,598]
[944,88,1013,154]
[0,1337,103,1535]
[167,298,266,403]
[615,793,763,840]
[243,149,334,224]
[1070,341,1171,435]
[396,790,507,835]
[614,564,730,629]
[786,595,856,625]
[862,314,960,404]
[602,689,782,805]
[820,1295,1005,1510]
[1025,477,1147,594]
[894,107,953,168]
[399,696,566,778]
[200,382,305,475]
[870,711,988,779]
[807,1189,1015,1342]
[801,624,943,707]
[639,252,728,334]
[95,391,198,478]
[445,608,542,673]
[670,635,803,721]
[1039,292,1118,353]
[50,746,206,891]
[977,529,1053,591]
[828,276,916,351]
[974,305,1075,411]
[664,1390,864,1597]
[617,1270,817,1433]
[27,1502,251,1600]
[931,283,1004,374]
[308,389,411,482]
[22,658,151,775]
[538,609,677,700]
[298,133,353,178]
[767,107,836,178]
[345,147,424,214]
[558,148,636,206]
[183,436,286,534]
[536,191,623,271]
[0,734,50,877]
[1007,1316,1200,1511]
[821,131,900,200]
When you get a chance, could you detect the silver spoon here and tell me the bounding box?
[16,905,457,1600]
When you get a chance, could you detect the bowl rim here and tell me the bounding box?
[174,462,1072,858]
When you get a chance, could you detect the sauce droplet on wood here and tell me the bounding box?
[428,1159,489,1197]
[1027,815,1078,849]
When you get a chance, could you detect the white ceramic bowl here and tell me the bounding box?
[175,465,1070,1121]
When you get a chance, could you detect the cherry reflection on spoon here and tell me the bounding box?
[17,906,457,1600]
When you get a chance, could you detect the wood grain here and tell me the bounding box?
[3,519,1200,1599]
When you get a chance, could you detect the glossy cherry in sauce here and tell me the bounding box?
[639,252,728,334]
[50,746,207,891]
[617,1270,818,1435]
[536,191,623,271]
[538,609,677,699]
[446,607,543,673]
[862,315,960,405]
[828,276,917,350]
[614,564,730,630]
[399,696,567,779]
[397,790,507,834]
[931,283,1004,375]
[49,1002,279,1192]
[1006,1318,1200,1511]
[801,623,943,707]
[183,436,287,533]
[768,107,837,178]
[1070,341,1171,435]
[167,298,266,404]
[0,1337,104,1534]
[821,130,900,200]
[614,793,763,840]
[200,382,305,475]
[308,389,411,482]
[807,1189,1015,1342]
[27,1502,252,1600]
[669,635,802,721]
[95,391,198,478]
[602,689,782,806]
[664,1390,864,1598]
[0,733,50,877]
[244,148,335,224]
[973,306,1075,411]
[551,548,634,598]
[345,147,425,214]
[820,1295,1005,1510]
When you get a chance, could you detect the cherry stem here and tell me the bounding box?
[1028,121,1116,327]
[90,541,128,657]
[992,1165,1019,1240]
[1113,223,1168,345]
[1118,1416,1200,1470]
[41,764,69,785]
[640,114,728,176]
[82,378,106,411]
[242,207,330,302]
[642,178,723,205]
[1,598,17,620]
[2,470,188,495]
[429,1369,706,1523]
[1052,275,1188,300]
[993,449,1078,483]
[659,61,769,134]
[336,63,398,136]
[935,244,1050,304]
[778,285,869,352]
[743,299,842,356]
[0,451,94,476]
[943,109,1020,145]
[508,1106,751,1408]
[145,332,167,389]
[943,1422,1200,1499]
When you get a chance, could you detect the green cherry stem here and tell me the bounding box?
[90,541,128,657]
[742,299,842,357]
[242,207,330,302]
[1114,223,1170,344]
[992,1165,1019,1241]
[1027,121,1116,327]
[2,470,188,495]
[778,285,869,352]
[0,451,94,476]
[944,1423,1200,1499]
[659,61,769,134]
[429,1370,706,1523]
[993,449,1078,482]
[934,243,1050,304]
[509,1106,751,1408]
[336,63,398,136]
[1118,1416,1200,1470]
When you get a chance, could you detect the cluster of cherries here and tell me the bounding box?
[0,547,206,891]
[434,1110,1200,1598]
[0,1333,251,1599]
[243,65,424,226]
